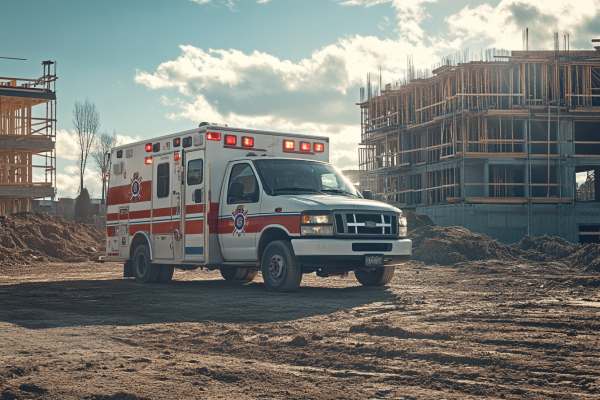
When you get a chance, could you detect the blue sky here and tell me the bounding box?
[2,0,599,197]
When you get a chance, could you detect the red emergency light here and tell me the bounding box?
[313,142,325,153]
[283,139,295,152]
[242,136,254,148]
[206,131,221,141]
[144,156,153,165]
[300,142,311,153]
[145,143,153,152]
[174,151,181,162]
[224,134,237,146]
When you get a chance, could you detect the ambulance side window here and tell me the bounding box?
[227,163,259,204]
[187,159,203,185]
[157,163,170,198]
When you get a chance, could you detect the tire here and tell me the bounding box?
[355,266,395,287]
[132,244,160,283]
[157,265,175,283]
[123,260,135,278]
[260,240,302,292]
[220,267,258,283]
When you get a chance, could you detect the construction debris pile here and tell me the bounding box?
[411,223,600,271]
[0,213,103,268]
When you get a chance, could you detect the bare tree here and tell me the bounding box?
[73,100,99,193]
[92,131,117,204]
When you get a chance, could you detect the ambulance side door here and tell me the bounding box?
[183,149,205,261]
[152,154,174,259]
[219,161,262,261]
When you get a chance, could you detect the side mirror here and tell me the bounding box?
[193,188,203,203]
[362,190,374,200]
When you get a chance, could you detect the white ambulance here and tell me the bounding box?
[105,124,411,291]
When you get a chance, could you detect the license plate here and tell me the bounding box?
[365,254,384,267]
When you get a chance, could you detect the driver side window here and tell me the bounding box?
[227,163,259,204]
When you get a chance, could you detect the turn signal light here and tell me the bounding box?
[206,131,221,141]
[224,134,237,146]
[174,151,180,161]
[145,143,152,152]
[300,142,311,153]
[283,139,295,152]
[314,142,325,153]
[242,136,254,148]
[144,156,153,165]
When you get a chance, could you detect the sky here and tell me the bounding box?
[2,0,600,198]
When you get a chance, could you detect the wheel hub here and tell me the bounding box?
[269,254,285,279]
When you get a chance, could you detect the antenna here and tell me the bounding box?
[0,56,27,61]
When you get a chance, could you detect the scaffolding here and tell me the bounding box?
[358,44,600,211]
[0,61,57,215]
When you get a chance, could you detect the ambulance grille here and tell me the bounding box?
[334,212,397,237]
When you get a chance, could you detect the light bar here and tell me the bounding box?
[283,139,295,152]
[224,134,237,146]
[242,136,254,148]
[145,143,152,152]
[206,131,222,141]
[144,156,153,165]
[314,142,325,153]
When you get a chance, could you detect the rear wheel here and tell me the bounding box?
[157,265,175,283]
[260,240,302,292]
[355,266,395,287]
[220,267,258,283]
[132,244,160,283]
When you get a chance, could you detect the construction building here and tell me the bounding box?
[358,39,600,243]
[0,62,57,215]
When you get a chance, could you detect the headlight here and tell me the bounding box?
[301,225,334,236]
[398,215,408,238]
[301,212,333,236]
[301,213,333,225]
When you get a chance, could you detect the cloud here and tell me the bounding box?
[137,0,600,171]
[444,0,600,51]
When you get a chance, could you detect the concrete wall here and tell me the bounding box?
[417,202,600,243]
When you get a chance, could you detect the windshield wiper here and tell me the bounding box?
[272,187,323,195]
[321,188,358,197]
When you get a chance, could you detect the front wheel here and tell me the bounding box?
[355,266,395,287]
[220,267,258,283]
[261,240,302,292]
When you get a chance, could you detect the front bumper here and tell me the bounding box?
[291,238,411,267]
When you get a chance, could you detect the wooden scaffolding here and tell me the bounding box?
[0,61,57,215]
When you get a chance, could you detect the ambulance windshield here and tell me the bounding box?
[253,159,360,198]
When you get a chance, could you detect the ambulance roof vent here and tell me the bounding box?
[246,152,257,157]
[198,121,210,127]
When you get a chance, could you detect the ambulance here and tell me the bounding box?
[105,124,411,291]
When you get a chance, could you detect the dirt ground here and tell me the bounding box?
[1,261,600,399]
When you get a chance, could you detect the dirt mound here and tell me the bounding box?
[515,235,578,261]
[405,210,433,231]
[411,225,514,265]
[0,213,103,268]
[410,222,599,271]
[568,244,600,272]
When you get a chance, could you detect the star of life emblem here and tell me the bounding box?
[130,173,143,201]
[232,206,248,236]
